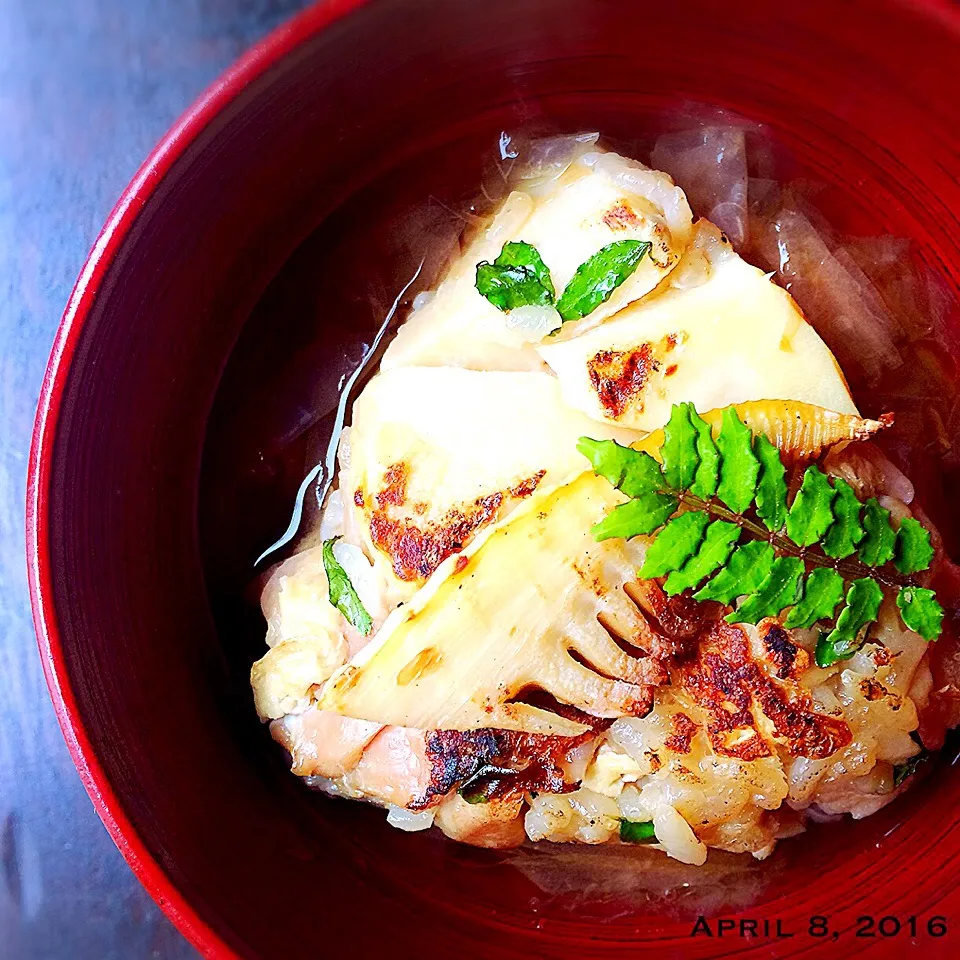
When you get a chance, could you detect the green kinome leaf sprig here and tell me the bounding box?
[579,403,944,668]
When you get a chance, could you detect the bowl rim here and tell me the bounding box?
[25,1,368,956]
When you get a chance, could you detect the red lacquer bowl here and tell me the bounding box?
[27,1,960,958]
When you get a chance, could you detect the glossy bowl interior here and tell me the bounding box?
[29,1,960,957]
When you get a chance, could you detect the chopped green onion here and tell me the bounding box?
[619,819,657,844]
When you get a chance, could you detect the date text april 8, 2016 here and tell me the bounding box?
[690,915,948,941]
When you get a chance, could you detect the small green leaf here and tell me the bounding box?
[475,241,555,311]
[716,407,761,513]
[459,787,491,804]
[490,241,554,287]
[786,466,836,547]
[858,498,897,567]
[897,586,944,641]
[695,541,775,604]
[577,437,669,498]
[639,512,710,579]
[592,493,678,541]
[815,633,861,668]
[754,434,788,532]
[322,538,373,635]
[664,520,741,595]
[822,478,865,559]
[893,751,928,788]
[894,517,935,575]
[556,240,652,322]
[824,578,884,652]
[689,406,720,499]
[661,403,699,491]
[728,556,804,624]
[619,819,657,844]
[784,568,845,629]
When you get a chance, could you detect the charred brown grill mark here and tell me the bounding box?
[511,469,547,498]
[755,682,852,758]
[680,621,851,760]
[419,729,502,807]
[376,462,409,507]
[873,646,894,667]
[760,623,808,680]
[414,708,608,809]
[587,345,656,419]
[859,677,898,705]
[602,202,643,230]
[366,464,545,583]
[585,333,684,419]
[369,504,495,581]
[664,712,699,754]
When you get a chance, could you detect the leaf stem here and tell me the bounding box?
[678,492,912,591]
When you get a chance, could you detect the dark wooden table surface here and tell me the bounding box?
[0,2,311,956]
